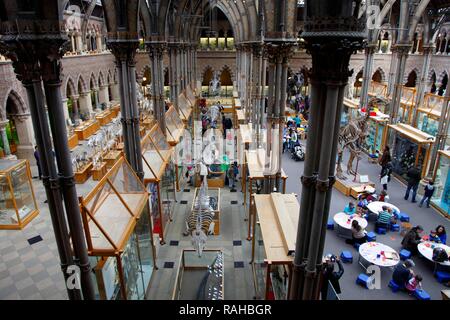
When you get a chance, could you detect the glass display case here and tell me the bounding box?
[178,92,193,125]
[172,249,224,300]
[416,93,447,137]
[363,115,388,155]
[0,159,38,230]
[165,106,189,191]
[78,156,155,300]
[141,126,176,244]
[388,123,434,182]
[251,193,298,300]
[368,81,388,101]
[431,150,450,217]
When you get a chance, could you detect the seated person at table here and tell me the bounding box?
[357,194,369,209]
[375,206,392,229]
[345,220,367,245]
[429,225,447,244]
[401,225,424,256]
[405,274,423,295]
[344,202,356,215]
[392,259,415,288]
[356,204,367,217]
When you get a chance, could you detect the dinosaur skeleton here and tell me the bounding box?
[336,111,369,179]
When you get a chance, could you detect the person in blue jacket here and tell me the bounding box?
[429,225,447,244]
[343,202,356,215]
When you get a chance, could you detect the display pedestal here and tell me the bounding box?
[68,134,79,150]
[334,175,375,198]
[74,163,93,184]
[92,162,107,181]
[74,120,100,140]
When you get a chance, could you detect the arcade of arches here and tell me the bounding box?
[0,0,450,304]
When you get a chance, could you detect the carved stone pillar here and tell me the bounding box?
[389,44,411,123]
[413,45,435,126]
[0,120,11,155]
[13,114,35,161]
[78,91,93,115]
[360,44,377,109]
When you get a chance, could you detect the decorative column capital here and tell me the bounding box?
[147,42,167,59]
[11,113,31,122]
[391,43,411,56]
[422,44,436,55]
[108,41,139,66]
[0,120,8,129]
[266,43,296,64]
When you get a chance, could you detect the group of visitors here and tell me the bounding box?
[282,113,306,153]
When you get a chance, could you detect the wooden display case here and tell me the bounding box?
[192,187,221,235]
[334,175,375,197]
[91,162,107,181]
[78,157,155,300]
[68,133,79,150]
[363,114,389,155]
[431,150,450,218]
[178,92,193,124]
[398,86,416,124]
[111,102,120,117]
[0,159,39,230]
[141,115,156,130]
[141,125,176,244]
[95,109,114,126]
[74,162,93,184]
[104,150,122,169]
[368,81,388,99]
[243,148,288,240]
[74,119,100,140]
[251,193,299,300]
[415,93,448,136]
[342,97,360,124]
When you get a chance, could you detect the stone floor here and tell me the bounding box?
[1,135,450,300]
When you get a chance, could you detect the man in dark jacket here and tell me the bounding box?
[33,146,42,180]
[401,225,424,255]
[321,254,344,300]
[404,166,421,202]
[392,259,415,287]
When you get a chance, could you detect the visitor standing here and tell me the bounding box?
[419,180,435,208]
[379,145,391,170]
[404,166,421,203]
[34,146,42,180]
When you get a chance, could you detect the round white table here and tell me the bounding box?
[418,241,450,266]
[358,242,400,268]
[367,201,400,216]
[333,212,368,240]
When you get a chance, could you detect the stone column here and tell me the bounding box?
[96,34,103,53]
[62,98,70,122]
[359,44,377,109]
[111,82,120,102]
[168,43,180,109]
[75,32,83,54]
[0,120,11,155]
[78,91,93,115]
[71,95,80,120]
[14,114,35,161]
[98,84,109,105]
[387,47,399,96]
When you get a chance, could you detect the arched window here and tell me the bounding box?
[405,71,417,88]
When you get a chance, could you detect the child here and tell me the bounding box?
[379,190,390,202]
[419,181,435,208]
[406,274,422,294]
[227,161,239,191]
[343,202,356,215]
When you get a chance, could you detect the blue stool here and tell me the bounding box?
[399,213,410,222]
[413,289,431,300]
[376,227,387,234]
[353,242,361,250]
[388,279,402,292]
[399,249,411,261]
[367,232,377,242]
[340,251,353,263]
[390,223,400,232]
[356,273,370,288]
[327,220,334,230]
[435,271,450,283]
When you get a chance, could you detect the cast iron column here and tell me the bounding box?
[289,0,365,300]
[108,41,144,180]
[40,48,95,300]
[359,44,377,109]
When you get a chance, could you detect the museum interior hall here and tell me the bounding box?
[1,0,450,302]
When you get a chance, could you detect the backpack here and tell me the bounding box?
[432,247,449,262]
